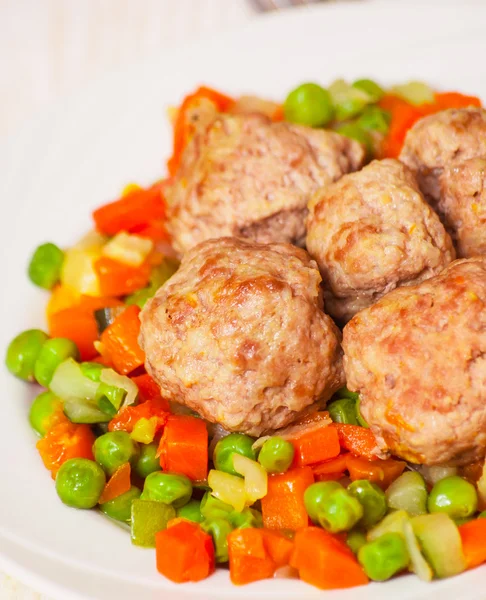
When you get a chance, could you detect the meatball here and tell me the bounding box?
[400,107,486,203]
[306,159,455,322]
[343,257,486,465]
[166,112,364,254]
[139,237,344,435]
[439,157,486,258]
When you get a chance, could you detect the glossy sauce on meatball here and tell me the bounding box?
[139,237,344,436]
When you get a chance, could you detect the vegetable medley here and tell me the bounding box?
[5,78,486,591]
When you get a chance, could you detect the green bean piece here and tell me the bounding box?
[34,337,79,387]
[386,471,428,516]
[213,433,256,476]
[80,362,104,382]
[56,458,106,509]
[352,79,385,102]
[257,437,294,474]
[93,431,139,476]
[358,532,410,581]
[5,329,49,381]
[304,481,363,533]
[346,528,367,554]
[130,499,176,547]
[229,507,263,529]
[284,83,334,127]
[135,443,161,479]
[202,518,234,563]
[141,472,192,508]
[348,480,387,528]
[100,486,141,523]
[29,391,62,436]
[428,475,478,519]
[176,499,203,523]
[327,397,359,425]
[28,242,64,290]
[200,492,234,520]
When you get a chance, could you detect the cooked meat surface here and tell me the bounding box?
[343,257,486,466]
[139,237,344,436]
[439,157,486,258]
[400,107,486,202]
[166,112,364,254]
[306,159,455,322]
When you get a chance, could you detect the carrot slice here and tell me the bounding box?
[99,463,131,504]
[262,530,294,568]
[100,305,145,375]
[332,423,379,459]
[228,528,276,585]
[459,519,486,569]
[290,424,340,467]
[94,257,151,297]
[346,455,406,490]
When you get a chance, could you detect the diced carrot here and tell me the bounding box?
[346,455,406,490]
[46,285,79,318]
[37,412,95,478]
[262,530,294,568]
[261,467,314,531]
[312,454,348,482]
[332,423,379,460]
[228,528,276,585]
[48,306,100,361]
[459,519,486,569]
[379,94,425,158]
[157,415,208,481]
[290,424,340,467]
[130,220,170,243]
[290,527,368,590]
[131,373,166,405]
[156,520,215,583]
[99,463,131,504]
[94,257,151,297]
[434,92,481,110]
[93,183,166,236]
[167,86,234,176]
[100,305,145,375]
[108,398,169,433]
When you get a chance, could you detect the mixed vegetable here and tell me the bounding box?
[5,78,486,590]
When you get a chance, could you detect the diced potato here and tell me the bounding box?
[102,232,153,267]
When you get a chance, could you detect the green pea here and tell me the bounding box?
[358,532,410,581]
[100,486,141,522]
[304,481,363,533]
[202,518,234,563]
[141,471,192,508]
[229,507,263,530]
[346,528,367,554]
[176,499,203,523]
[93,431,139,476]
[327,397,359,425]
[29,391,62,436]
[335,123,373,156]
[5,329,49,381]
[284,83,334,128]
[213,433,256,476]
[34,338,79,387]
[200,492,233,520]
[348,480,387,529]
[28,242,64,290]
[135,443,161,479]
[80,362,104,382]
[56,458,106,509]
[257,437,294,474]
[427,475,478,519]
[352,79,385,102]
[357,105,391,134]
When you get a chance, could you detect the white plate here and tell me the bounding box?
[1,2,486,599]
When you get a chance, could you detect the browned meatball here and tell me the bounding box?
[439,157,486,258]
[400,107,486,203]
[166,112,364,254]
[139,237,344,435]
[343,257,486,465]
[306,159,455,322]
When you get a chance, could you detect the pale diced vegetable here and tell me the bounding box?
[233,454,268,504]
[102,232,153,267]
[208,470,246,512]
[100,368,138,407]
[50,358,100,401]
[386,471,428,516]
[390,81,435,106]
[61,247,102,296]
